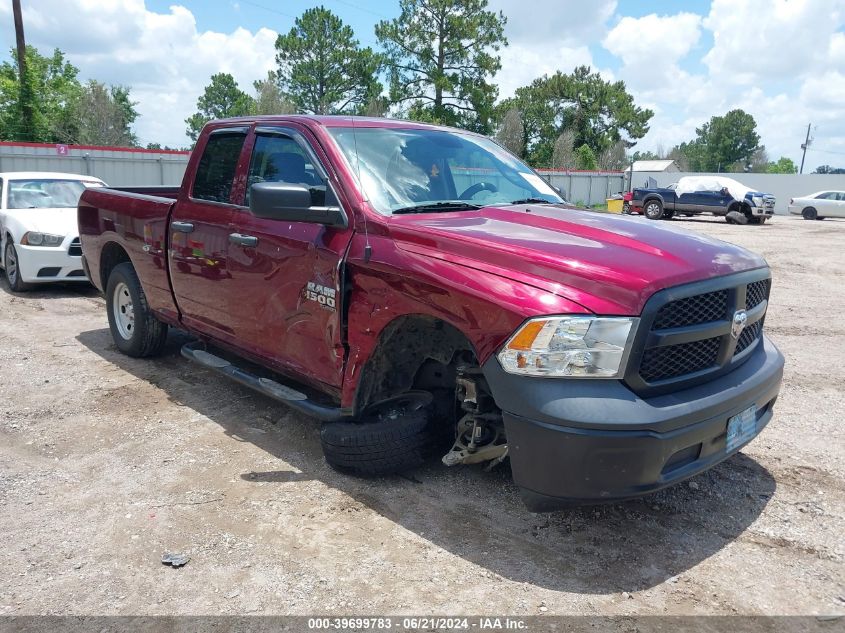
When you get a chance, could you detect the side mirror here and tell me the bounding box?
[249,182,347,228]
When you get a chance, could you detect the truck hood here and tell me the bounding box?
[389,204,766,315]
[4,207,80,238]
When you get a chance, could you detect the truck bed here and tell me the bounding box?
[78,186,179,323]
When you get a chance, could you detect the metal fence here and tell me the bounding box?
[539,170,626,206]
[0,142,189,187]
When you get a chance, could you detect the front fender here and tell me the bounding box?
[339,232,591,409]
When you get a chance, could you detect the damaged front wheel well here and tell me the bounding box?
[354,315,478,416]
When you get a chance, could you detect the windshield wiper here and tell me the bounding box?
[392,201,483,215]
[509,197,554,205]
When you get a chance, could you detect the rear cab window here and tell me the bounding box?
[192,129,248,203]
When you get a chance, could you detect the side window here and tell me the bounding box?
[246,133,337,208]
[817,192,833,200]
[192,131,246,203]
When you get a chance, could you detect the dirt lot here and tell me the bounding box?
[0,214,843,617]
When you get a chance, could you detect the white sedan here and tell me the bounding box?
[0,172,106,291]
[788,190,845,220]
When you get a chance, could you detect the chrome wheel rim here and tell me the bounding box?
[112,282,135,340]
[5,245,17,285]
[645,203,660,218]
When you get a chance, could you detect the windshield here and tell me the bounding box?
[327,126,563,215]
[6,179,104,209]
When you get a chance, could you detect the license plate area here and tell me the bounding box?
[726,404,758,452]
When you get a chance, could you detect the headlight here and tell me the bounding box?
[498,316,637,378]
[21,232,65,247]
[752,196,763,207]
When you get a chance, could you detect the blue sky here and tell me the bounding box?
[2,0,844,168]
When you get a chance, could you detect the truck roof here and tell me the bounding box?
[206,114,477,134]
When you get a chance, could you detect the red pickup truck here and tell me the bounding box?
[78,116,784,511]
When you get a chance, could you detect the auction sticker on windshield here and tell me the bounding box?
[726,404,758,452]
[520,172,558,196]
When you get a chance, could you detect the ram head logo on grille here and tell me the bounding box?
[731,310,749,339]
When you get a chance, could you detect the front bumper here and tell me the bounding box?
[16,241,88,283]
[482,336,784,511]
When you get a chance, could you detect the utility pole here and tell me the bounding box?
[12,0,35,141]
[800,123,812,174]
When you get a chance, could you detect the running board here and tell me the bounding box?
[181,341,349,422]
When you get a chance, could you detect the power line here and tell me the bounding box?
[238,0,298,20]
[806,147,845,156]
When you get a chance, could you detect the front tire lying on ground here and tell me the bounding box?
[726,210,749,225]
[321,391,437,476]
[106,262,168,357]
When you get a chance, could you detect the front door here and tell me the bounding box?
[227,125,353,389]
[169,127,247,341]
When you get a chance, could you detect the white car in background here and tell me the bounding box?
[0,172,106,291]
[788,190,845,220]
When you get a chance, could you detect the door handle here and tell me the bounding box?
[229,233,258,247]
[171,221,194,233]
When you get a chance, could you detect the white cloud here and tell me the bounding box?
[603,13,702,94]
[0,0,277,147]
[488,0,616,46]
[489,0,616,99]
[608,3,845,167]
[496,45,594,99]
[703,0,845,85]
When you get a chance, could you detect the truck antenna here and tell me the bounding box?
[351,115,372,263]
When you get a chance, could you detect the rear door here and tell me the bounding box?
[834,192,845,218]
[226,124,354,389]
[815,192,841,217]
[169,126,248,340]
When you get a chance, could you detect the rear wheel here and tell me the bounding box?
[643,200,664,220]
[4,242,31,292]
[802,207,818,220]
[321,391,436,476]
[106,262,168,357]
[622,202,630,214]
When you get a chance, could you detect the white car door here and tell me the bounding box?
[813,192,836,216]
[833,192,845,218]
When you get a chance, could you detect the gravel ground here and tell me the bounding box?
[0,214,843,617]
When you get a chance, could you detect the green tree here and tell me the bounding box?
[253,71,296,115]
[574,144,597,170]
[630,150,660,162]
[676,109,761,172]
[75,81,139,146]
[501,66,653,166]
[495,108,524,156]
[0,46,81,142]
[814,165,845,174]
[185,73,254,141]
[376,0,507,132]
[275,7,381,115]
[766,156,798,174]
